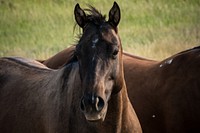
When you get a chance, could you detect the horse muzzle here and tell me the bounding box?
[80,93,107,122]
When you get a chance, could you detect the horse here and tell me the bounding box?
[40,41,200,132]
[123,47,200,133]
[0,2,142,133]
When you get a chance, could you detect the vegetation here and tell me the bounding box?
[0,0,199,60]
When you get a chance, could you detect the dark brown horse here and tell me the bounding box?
[41,42,200,132]
[123,47,200,133]
[0,2,142,133]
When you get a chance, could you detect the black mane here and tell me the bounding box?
[74,5,106,32]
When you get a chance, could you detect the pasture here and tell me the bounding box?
[0,0,200,60]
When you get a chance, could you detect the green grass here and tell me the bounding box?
[0,0,199,60]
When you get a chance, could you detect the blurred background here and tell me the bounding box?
[0,0,199,60]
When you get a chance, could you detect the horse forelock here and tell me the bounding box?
[73,5,106,38]
[84,5,106,25]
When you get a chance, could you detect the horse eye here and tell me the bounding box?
[112,49,119,59]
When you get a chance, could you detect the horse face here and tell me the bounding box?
[74,2,123,122]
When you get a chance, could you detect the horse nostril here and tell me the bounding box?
[95,96,104,111]
[80,95,105,112]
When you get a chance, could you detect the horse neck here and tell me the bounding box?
[111,52,142,132]
[53,62,81,132]
[105,82,142,133]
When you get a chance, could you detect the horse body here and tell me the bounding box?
[124,47,200,133]
[0,57,63,133]
[0,57,140,133]
[0,2,142,133]
[41,44,200,132]
[39,46,75,69]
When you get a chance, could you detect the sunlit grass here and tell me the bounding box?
[0,0,199,60]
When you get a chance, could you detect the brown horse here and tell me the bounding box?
[123,47,200,133]
[41,42,200,132]
[0,2,142,133]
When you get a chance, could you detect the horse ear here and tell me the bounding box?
[108,2,121,27]
[74,3,86,28]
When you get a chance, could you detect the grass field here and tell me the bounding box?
[0,0,199,60]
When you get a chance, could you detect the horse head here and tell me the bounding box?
[74,2,124,122]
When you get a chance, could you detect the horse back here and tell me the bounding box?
[0,57,57,133]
